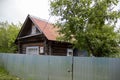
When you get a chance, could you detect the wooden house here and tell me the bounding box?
[15,15,73,56]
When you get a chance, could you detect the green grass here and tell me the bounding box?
[0,66,21,80]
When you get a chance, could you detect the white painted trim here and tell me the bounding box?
[67,49,73,56]
[26,46,39,55]
[40,47,44,53]
[31,25,36,34]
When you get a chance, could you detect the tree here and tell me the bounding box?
[0,22,20,53]
[50,0,120,57]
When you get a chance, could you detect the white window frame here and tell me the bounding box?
[40,47,44,53]
[26,46,39,55]
[31,25,36,34]
[67,49,73,56]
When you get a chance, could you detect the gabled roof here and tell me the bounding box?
[17,15,59,41]
[30,15,59,41]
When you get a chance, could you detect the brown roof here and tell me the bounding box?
[30,15,59,41]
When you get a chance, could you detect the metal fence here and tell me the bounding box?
[0,53,120,80]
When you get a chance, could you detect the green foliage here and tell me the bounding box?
[50,0,120,57]
[0,66,21,80]
[0,22,20,53]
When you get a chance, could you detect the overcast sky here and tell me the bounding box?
[0,0,120,29]
[0,0,54,24]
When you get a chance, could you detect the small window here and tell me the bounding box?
[67,49,73,56]
[31,25,36,34]
[40,47,44,53]
[26,46,39,55]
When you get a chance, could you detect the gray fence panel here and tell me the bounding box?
[23,55,49,80]
[73,57,120,80]
[49,56,72,80]
[1,54,49,80]
[0,53,120,80]
[12,54,25,78]
[2,54,8,69]
[32,55,49,80]
[108,58,120,80]
[6,54,14,75]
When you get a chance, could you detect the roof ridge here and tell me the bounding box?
[29,14,53,25]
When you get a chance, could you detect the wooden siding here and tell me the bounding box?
[18,34,45,54]
[15,15,73,56]
[51,41,72,56]
[18,37,73,56]
[21,43,44,54]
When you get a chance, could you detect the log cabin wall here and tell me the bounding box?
[18,35,46,54]
[18,37,73,56]
[21,43,44,54]
[15,15,74,56]
[51,41,73,56]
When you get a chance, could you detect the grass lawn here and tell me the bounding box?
[0,66,21,80]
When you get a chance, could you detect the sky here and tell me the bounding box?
[0,0,120,29]
[0,0,55,24]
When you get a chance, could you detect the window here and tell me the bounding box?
[31,25,36,34]
[26,46,39,55]
[67,49,73,56]
[40,47,44,53]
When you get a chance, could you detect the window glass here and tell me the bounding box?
[26,46,39,55]
[31,25,36,34]
[67,49,73,56]
[40,47,44,53]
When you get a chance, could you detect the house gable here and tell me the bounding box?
[17,15,41,38]
[30,16,59,41]
[16,15,60,41]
